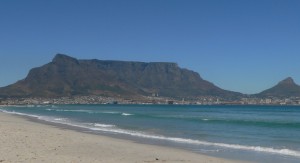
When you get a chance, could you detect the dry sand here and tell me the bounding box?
[0,112,245,163]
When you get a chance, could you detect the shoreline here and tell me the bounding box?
[0,112,246,163]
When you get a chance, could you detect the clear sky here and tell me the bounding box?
[0,0,299,94]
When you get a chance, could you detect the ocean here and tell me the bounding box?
[1,104,300,162]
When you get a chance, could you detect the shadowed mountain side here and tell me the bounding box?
[0,54,241,98]
[256,77,300,98]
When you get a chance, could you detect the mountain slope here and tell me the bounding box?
[0,54,240,98]
[257,77,300,97]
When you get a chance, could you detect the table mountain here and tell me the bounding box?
[0,54,240,98]
[257,77,300,98]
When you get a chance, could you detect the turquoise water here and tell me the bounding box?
[1,105,300,162]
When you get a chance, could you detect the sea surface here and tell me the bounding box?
[1,104,300,162]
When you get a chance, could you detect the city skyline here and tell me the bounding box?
[1,0,299,94]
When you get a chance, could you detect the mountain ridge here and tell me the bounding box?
[1,54,299,99]
[0,54,240,99]
[256,77,300,98]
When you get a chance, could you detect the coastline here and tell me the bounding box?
[0,112,245,163]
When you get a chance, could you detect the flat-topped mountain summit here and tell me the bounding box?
[257,77,300,98]
[0,54,240,98]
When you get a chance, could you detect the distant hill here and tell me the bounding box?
[256,77,300,98]
[0,54,240,99]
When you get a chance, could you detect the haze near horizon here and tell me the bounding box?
[0,0,299,94]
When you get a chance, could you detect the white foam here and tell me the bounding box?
[1,109,300,158]
[0,109,40,118]
[102,111,120,114]
[53,118,68,122]
[46,108,55,111]
[94,123,115,128]
[121,113,133,116]
[58,123,300,158]
[50,109,94,114]
[101,111,133,116]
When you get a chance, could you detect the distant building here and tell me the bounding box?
[152,92,159,97]
[265,99,272,104]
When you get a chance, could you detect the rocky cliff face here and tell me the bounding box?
[257,77,300,97]
[0,54,240,98]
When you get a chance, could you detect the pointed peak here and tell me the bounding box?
[52,54,79,64]
[278,77,295,85]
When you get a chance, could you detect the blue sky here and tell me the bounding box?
[0,0,299,94]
